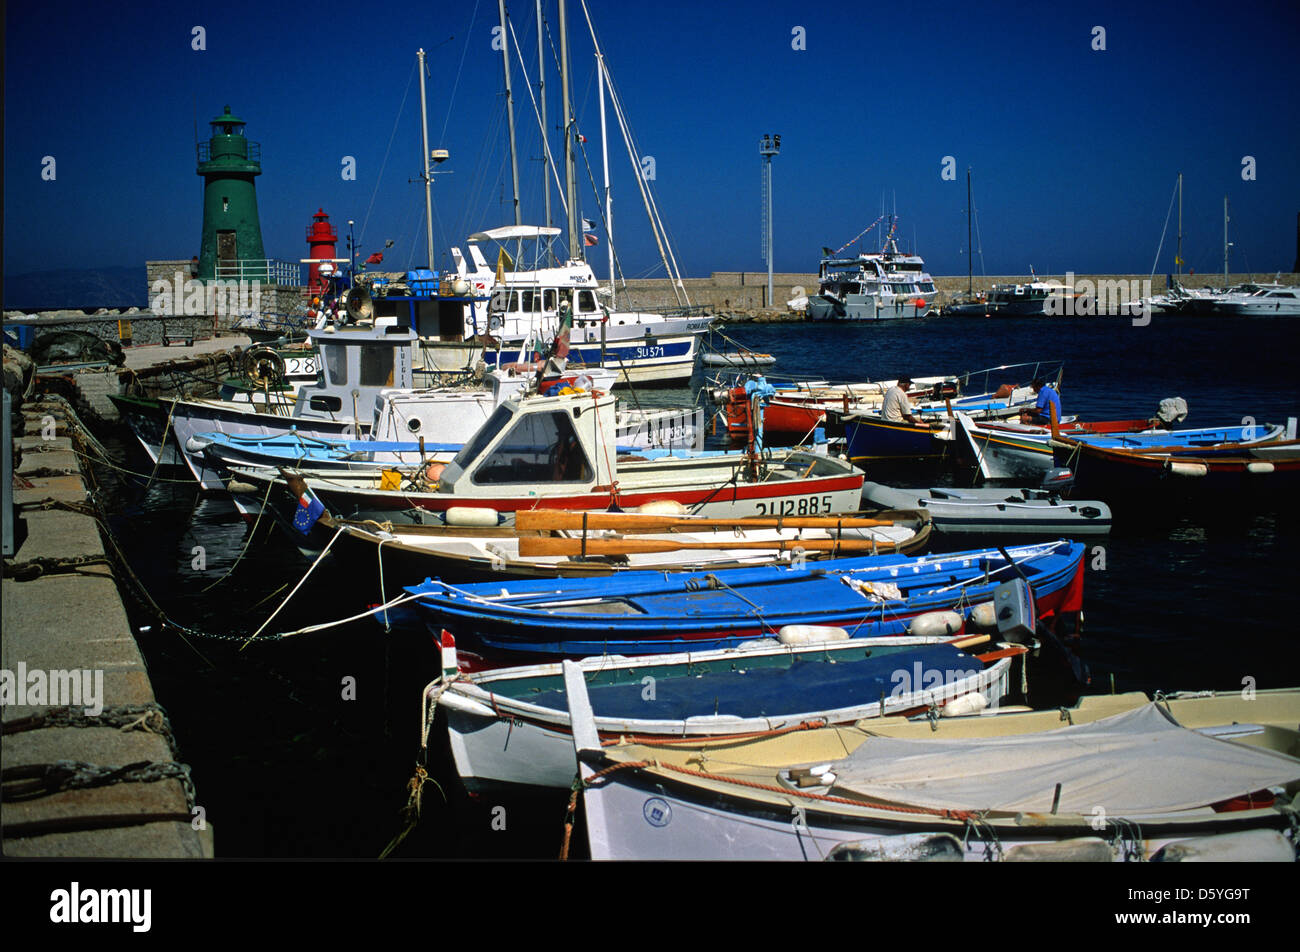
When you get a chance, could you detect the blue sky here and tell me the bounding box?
[5,0,1299,280]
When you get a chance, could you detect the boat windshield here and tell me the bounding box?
[452,404,514,470]
[471,410,594,485]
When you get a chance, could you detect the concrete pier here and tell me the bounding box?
[2,398,213,858]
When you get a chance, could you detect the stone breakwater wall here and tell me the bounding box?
[5,309,211,348]
[614,272,1300,314]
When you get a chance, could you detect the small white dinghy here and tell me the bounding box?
[702,350,777,368]
[861,480,1112,536]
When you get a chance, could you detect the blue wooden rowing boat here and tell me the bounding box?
[192,430,463,475]
[404,540,1086,659]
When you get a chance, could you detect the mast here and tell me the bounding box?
[598,50,614,306]
[497,0,523,228]
[1224,195,1230,285]
[558,0,581,260]
[417,49,435,271]
[536,0,551,235]
[1176,172,1182,279]
[966,167,973,294]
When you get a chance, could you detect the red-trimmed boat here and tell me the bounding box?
[227,388,865,531]
[1050,437,1300,501]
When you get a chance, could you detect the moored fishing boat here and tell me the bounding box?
[840,361,1063,463]
[701,350,777,369]
[425,630,1026,792]
[225,387,864,530]
[404,540,1085,659]
[953,412,1283,480]
[1049,435,1300,502]
[190,396,703,481]
[724,374,959,441]
[569,682,1300,861]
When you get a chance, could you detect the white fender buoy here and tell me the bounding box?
[1246,461,1274,474]
[637,499,689,516]
[777,625,849,645]
[446,506,499,527]
[909,610,963,637]
[970,601,997,628]
[1168,461,1208,477]
[1151,830,1294,863]
[1003,838,1114,863]
[941,693,989,717]
[733,639,781,651]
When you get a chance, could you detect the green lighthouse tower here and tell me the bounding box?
[196,105,266,280]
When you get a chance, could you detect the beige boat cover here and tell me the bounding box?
[830,704,1299,815]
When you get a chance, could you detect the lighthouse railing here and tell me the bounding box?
[197,141,261,164]
[215,258,303,286]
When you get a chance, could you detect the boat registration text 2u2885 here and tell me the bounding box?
[754,494,836,517]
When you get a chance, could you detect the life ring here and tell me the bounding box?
[244,347,286,386]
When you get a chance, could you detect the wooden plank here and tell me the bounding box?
[517,535,903,557]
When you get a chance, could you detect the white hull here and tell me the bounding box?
[443,657,1012,792]
[580,764,1296,861]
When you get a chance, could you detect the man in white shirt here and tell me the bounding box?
[881,375,919,425]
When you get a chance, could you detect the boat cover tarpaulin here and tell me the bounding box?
[829,704,1299,815]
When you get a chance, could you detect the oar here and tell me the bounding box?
[518,535,903,557]
[514,510,895,532]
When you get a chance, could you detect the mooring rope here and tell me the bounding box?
[243,524,345,648]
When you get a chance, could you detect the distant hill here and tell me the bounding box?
[4,266,148,311]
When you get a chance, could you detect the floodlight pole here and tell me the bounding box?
[760,133,781,307]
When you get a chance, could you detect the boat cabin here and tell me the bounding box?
[293,324,416,424]
[435,391,619,497]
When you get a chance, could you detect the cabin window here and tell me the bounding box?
[543,289,557,311]
[521,290,541,312]
[919,282,936,293]
[451,405,514,472]
[309,395,343,413]
[471,410,593,485]
[322,345,347,385]
[359,345,395,386]
[577,290,597,314]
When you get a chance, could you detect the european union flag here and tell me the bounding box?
[292,492,325,535]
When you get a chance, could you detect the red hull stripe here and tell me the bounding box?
[344,475,865,513]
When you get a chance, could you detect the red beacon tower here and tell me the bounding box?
[305,208,339,295]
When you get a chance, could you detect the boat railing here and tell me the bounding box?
[955,360,1065,395]
[636,304,716,319]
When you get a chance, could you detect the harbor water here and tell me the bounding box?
[100,314,1300,859]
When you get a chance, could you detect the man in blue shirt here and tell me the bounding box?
[1020,378,1061,426]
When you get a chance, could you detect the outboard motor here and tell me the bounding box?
[1040,467,1075,496]
[993,578,1036,645]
